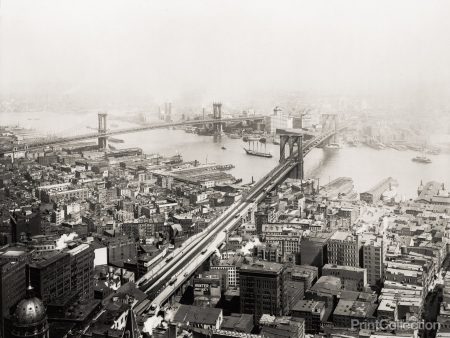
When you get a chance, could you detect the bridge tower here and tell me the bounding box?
[213,103,223,137]
[279,133,304,180]
[98,113,108,149]
[164,102,172,122]
[321,113,338,143]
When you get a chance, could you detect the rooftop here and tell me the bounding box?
[173,304,222,325]
[330,230,355,241]
[323,263,366,273]
[333,300,376,318]
[240,261,284,274]
[292,299,325,313]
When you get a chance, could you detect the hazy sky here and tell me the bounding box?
[1,0,449,105]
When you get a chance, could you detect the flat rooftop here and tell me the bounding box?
[292,299,325,313]
[240,261,284,274]
[333,299,375,318]
[330,230,354,241]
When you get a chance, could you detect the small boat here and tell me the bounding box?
[221,146,226,150]
[324,143,341,150]
[412,156,431,164]
[425,149,440,155]
[109,137,124,143]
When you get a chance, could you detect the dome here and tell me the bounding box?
[13,296,46,325]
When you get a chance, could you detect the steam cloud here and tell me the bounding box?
[55,232,78,249]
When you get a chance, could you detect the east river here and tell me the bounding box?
[1,111,449,199]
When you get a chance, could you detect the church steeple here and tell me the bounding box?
[121,296,141,338]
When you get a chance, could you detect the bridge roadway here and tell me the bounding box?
[1,116,264,155]
[135,128,340,317]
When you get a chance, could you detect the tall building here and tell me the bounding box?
[29,252,72,304]
[239,261,287,323]
[0,260,27,338]
[327,231,360,267]
[68,244,94,301]
[29,244,94,304]
[269,107,293,135]
[360,234,384,287]
[10,210,41,243]
[300,233,331,273]
[97,236,137,264]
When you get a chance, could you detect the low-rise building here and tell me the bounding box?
[291,299,326,333]
[322,264,367,292]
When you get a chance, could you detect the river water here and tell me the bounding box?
[1,111,449,199]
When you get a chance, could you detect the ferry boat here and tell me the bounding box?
[412,156,432,164]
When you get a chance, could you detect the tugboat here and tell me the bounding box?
[221,146,226,150]
[243,138,272,158]
[412,156,432,164]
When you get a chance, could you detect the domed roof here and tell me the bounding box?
[13,296,46,325]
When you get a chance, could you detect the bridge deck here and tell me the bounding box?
[0,116,265,155]
[141,125,348,310]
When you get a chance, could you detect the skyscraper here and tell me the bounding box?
[360,234,384,287]
[239,261,287,323]
[29,252,71,304]
[68,244,94,301]
[327,231,360,267]
[0,260,27,338]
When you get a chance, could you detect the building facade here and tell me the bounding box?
[239,261,287,323]
[327,231,360,267]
